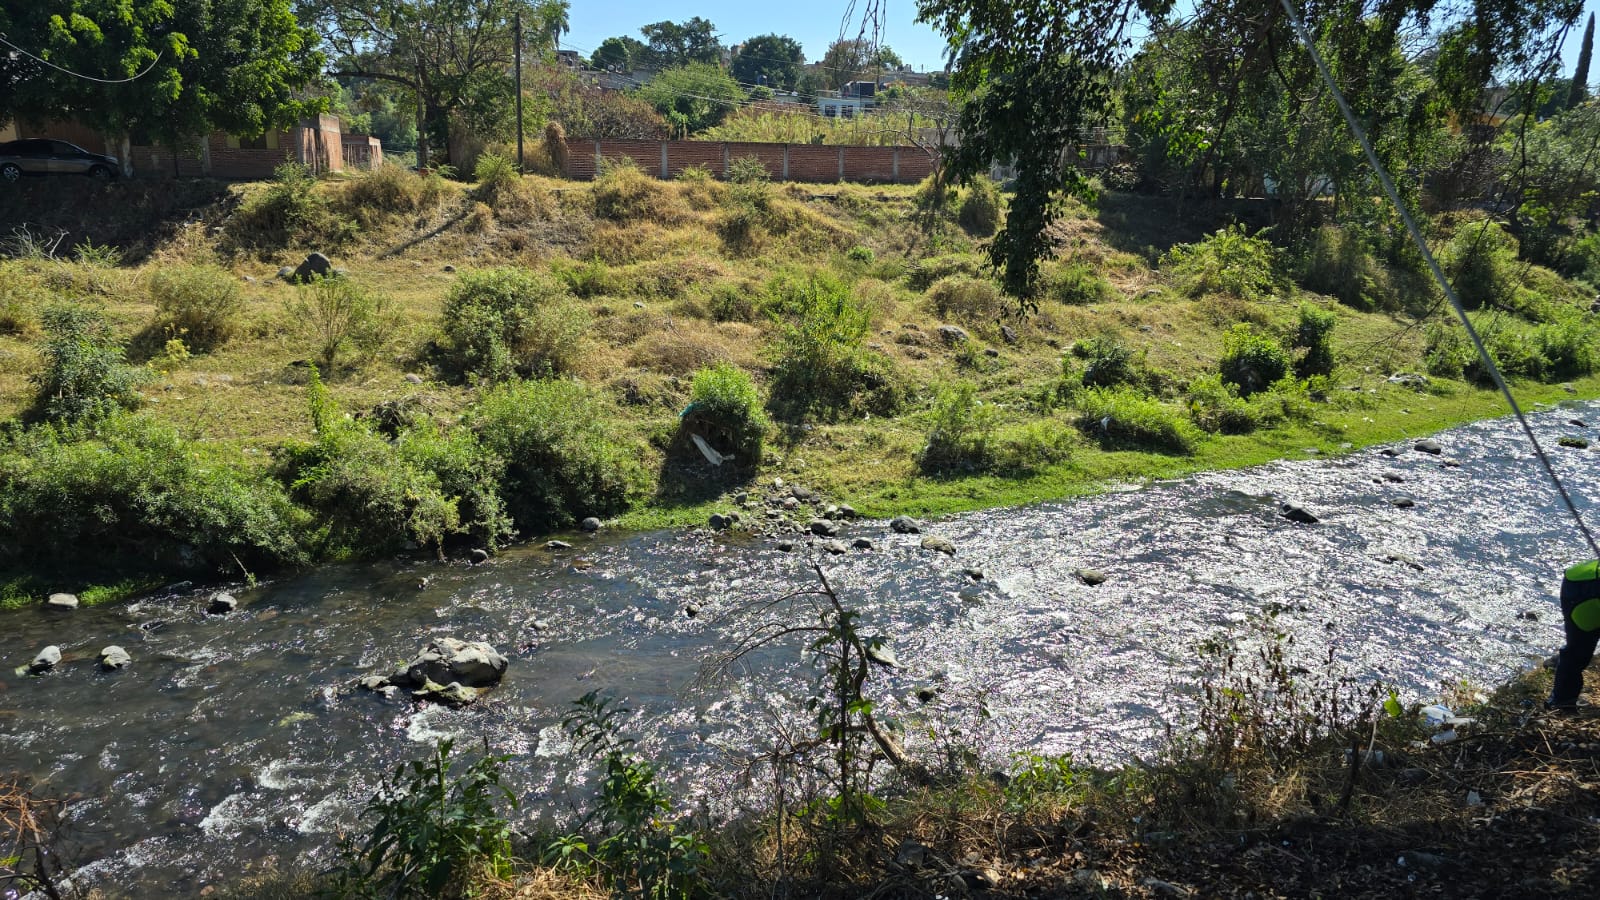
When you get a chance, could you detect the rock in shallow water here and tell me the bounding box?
[1280,501,1319,524]
[1076,568,1108,586]
[890,515,923,534]
[1414,439,1443,455]
[368,637,510,706]
[99,646,132,670]
[46,592,78,610]
[207,593,238,615]
[920,535,956,554]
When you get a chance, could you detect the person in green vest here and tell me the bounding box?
[1548,559,1600,712]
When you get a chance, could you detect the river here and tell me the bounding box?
[2,400,1596,896]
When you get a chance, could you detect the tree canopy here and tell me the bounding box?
[303,0,569,164]
[819,38,901,92]
[639,18,723,69]
[591,35,646,72]
[731,34,805,91]
[0,0,324,145]
[637,62,742,136]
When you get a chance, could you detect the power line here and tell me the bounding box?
[0,33,163,84]
[1277,0,1600,561]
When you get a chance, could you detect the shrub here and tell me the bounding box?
[685,363,767,466]
[845,245,876,264]
[1533,317,1598,378]
[992,419,1076,474]
[1072,335,1146,389]
[1044,261,1114,305]
[279,372,476,556]
[1291,304,1337,378]
[1295,224,1382,309]
[226,162,355,251]
[473,151,519,205]
[0,414,308,576]
[1440,218,1519,311]
[148,264,243,352]
[551,257,618,298]
[676,164,714,182]
[707,281,758,322]
[765,275,903,421]
[1424,320,1472,379]
[1219,324,1290,397]
[593,158,686,223]
[1162,225,1280,301]
[927,275,1003,323]
[727,155,770,184]
[339,164,446,225]
[439,267,588,382]
[917,382,996,474]
[1185,373,1262,434]
[30,303,142,424]
[469,379,647,530]
[958,175,1003,236]
[1076,387,1198,454]
[328,739,516,899]
[288,275,397,372]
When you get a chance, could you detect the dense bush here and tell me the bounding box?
[1291,304,1337,378]
[1425,314,1597,383]
[958,176,1003,237]
[287,275,397,372]
[685,363,767,468]
[1295,225,1383,309]
[906,254,982,291]
[0,261,48,336]
[1076,387,1199,454]
[439,267,588,381]
[279,372,494,556]
[0,414,308,576]
[1184,373,1262,434]
[148,264,243,352]
[1162,225,1280,301]
[30,303,143,424]
[469,379,647,530]
[338,164,446,225]
[1218,324,1290,397]
[1072,335,1147,389]
[727,155,769,185]
[226,162,355,251]
[1044,261,1115,305]
[765,275,903,421]
[927,275,1003,323]
[1440,218,1520,311]
[917,382,997,474]
[992,419,1077,474]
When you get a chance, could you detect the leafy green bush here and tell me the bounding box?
[685,363,767,468]
[1426,314,1597,383]
[1295,224,1382,309]
[227,162,355,251]
[727,155,769,184]
[545,692,707,900]
[328,739,516,899]
[1533,317,1599,378]
[288,275,397,372]
[1440,219,1519,311]
[1044,261,1115,305]
[469,379,647,530]
[1291,304,1337,378]
[927,275,1002,323]
[0,413,308,576]
[845,244,876,264]
[1162,225,1280,301]
[917,382,996,474]
[278,372,489,556]
[551,257,619,298]
[1072,335,1147,389]
[905,254,982,291]
[439,267,589,382]
[148,264,243,352]
[1076,387,1198,454]
[1219,324,1290,397]
[1423,320,1472,379]
[765,275,903,421]
[1184,373,1262,434]
[992,419,1077,475]
[30,303,143,424]
[473,151,519,205]
[958,175,1002,237]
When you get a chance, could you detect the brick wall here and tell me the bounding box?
[341,135,383,170]
[567,139,938,184]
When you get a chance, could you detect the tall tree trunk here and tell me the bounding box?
[1571,13,1594,110]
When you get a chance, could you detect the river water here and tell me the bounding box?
[2,401,1597,896]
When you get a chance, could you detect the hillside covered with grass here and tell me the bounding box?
[1,158,1597,604]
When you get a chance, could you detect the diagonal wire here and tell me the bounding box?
[1275,0,1599,560]
[0,33,163,84]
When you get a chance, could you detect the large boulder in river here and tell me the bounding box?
[99,646,132,670]
[45,592,78,610]
[890,515,923,534]
[29,645,61,674]
[1280,501,1319,524]
[401,637,508,688]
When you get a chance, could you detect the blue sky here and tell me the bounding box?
[562,0,1600,78]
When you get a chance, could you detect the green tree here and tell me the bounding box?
[591,35,645,72]
[638,62,742,135]
[638,17,722,69]
[819,38,899,92]
[1572,12,1595,109]
[304,0,570,166]
[731,33,804,91]
[0,0,324,163]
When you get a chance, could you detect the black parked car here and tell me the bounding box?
[0,139,120,182]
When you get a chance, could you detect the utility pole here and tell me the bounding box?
[514,10,524,172]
